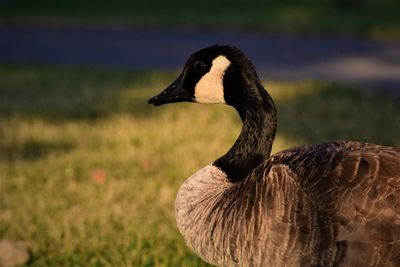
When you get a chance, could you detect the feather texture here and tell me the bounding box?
[176,142,400,266]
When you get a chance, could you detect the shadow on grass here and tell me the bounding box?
[0,65,398,160]
[0,64,174,122]
[273,83,400,148]
[0,139,75,162]
[0,65,174,163]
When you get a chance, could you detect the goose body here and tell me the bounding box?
[149,45,400,267]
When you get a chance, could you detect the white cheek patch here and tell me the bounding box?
[194,55,231,104]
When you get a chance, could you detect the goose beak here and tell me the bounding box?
[148,74,191,106]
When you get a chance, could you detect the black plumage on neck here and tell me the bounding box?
[213,53,277,183]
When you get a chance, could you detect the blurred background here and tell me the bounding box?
[0,0,399,266]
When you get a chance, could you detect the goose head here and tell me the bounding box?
[148,45,269,117]
[149,45,277,182]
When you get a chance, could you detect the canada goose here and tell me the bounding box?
[148,45,400,267]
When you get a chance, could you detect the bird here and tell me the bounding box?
[148,45,400,267]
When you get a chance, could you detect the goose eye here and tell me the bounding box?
[194,61,207,72]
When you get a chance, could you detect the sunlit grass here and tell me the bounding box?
[0,65,399,266]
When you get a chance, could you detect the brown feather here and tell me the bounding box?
[268,141,400,266]
[175,142,400,267]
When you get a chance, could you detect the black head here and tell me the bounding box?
[148,45,278,183]
[148,45,265,112]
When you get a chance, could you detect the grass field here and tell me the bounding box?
[0,0,399,40]
[0,64,399,266]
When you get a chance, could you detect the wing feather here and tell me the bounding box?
[270,141,400,266]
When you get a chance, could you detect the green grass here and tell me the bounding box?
[0,0,399,40]
[0,64,399,266]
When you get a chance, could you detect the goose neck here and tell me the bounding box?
[215,88,277,183]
